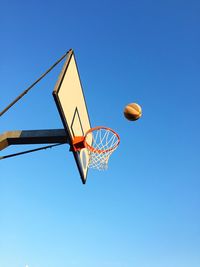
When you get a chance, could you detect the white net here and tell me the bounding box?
[85,127,120,170]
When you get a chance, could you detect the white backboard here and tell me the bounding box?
[53,49,91,184]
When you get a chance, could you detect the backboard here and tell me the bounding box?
[53,49,92,184]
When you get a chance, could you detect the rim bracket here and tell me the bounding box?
[72,136,85,151]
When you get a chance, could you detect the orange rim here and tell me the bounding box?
[84,126,120,154]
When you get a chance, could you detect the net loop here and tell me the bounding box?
[84,127,120,170]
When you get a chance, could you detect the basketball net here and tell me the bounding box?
[84,127,120,170]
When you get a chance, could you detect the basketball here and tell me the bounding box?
[124,103,142,121]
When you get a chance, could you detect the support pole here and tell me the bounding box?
[0,51,69,117]
[0,129,68,151]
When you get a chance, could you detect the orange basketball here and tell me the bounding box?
[124,103,142,121]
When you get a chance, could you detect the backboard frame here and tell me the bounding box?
[53,49,92,184]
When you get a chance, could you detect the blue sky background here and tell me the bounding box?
[0,1,200,267]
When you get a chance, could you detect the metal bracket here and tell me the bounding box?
[0,129,68,151]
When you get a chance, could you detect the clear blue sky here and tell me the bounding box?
[0,1,200,267]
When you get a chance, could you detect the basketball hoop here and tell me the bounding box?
[84,126,120,170]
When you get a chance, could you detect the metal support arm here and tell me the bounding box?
[0,129,68,151]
